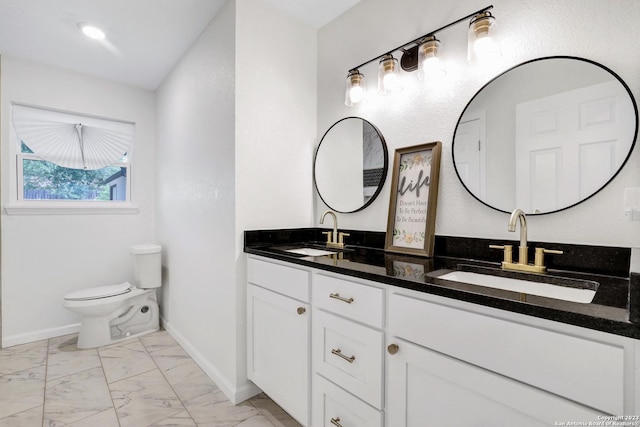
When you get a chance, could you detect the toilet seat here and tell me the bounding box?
[65,282,132,301]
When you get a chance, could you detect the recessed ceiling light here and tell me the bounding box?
[78,23,106,40]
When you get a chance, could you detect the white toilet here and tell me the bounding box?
[64,244,162,349]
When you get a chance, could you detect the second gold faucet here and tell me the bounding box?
[490,209,562,274]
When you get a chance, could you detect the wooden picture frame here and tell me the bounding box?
[385,141,442,257]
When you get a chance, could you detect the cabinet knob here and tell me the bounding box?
[330,417,343,427]
[297,307,306,315]
[387,343,399,355]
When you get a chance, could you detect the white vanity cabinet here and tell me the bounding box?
[386,289,637,426]
[311,273,385,427]
[246,254,639,427]
[247,257,311,426]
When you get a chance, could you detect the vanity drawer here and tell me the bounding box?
[389,292,625,415]
[313,309,384,409]
[312,374,383,427]
[313,273,384,328]
[248,256,310,302]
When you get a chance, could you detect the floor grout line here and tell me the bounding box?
[96,338,123,427]
[42,337,50,427]
[139,334,205,426]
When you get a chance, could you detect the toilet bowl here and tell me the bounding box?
[64,244,162,349]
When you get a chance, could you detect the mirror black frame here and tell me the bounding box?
[313,117,389,213]
[452,55,638,215]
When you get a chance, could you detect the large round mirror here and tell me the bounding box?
[314,117,388,213]
[452,56,638,215]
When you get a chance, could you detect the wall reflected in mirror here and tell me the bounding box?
[452,56,638,215]
[314,117,388,213]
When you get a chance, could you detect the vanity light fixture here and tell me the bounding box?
[344,5,498,106]
[78,23,106,40]
[344,69,366,106]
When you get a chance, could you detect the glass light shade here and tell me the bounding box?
[467,12,501,65]
[378,54,403,95]
[344,70,366,107]
[418,36,446,83]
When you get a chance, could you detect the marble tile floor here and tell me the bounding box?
[0,330,302,427]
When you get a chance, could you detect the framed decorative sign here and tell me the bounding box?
[385,141,442,257]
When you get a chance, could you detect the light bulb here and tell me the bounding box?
[473,35,498,61]
[468,11,501,65]
[349,85,364,104]
[418,36,446,83]
[378,54,402,95]
[383,72,399,92]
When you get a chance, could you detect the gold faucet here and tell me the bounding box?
[490,208,563,273]
[509,208,529,265]
[320,210,349,249]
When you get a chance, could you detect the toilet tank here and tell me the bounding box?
[131,244,162,289]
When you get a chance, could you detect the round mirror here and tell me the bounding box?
[314,117,388,213]
[452,56,638,215]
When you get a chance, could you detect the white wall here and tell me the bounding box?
[155,0,241,400]
[316,0,640,248]
[235,0,316,392]
[0,56,156,347]
[235,0,317,231]
[155,0,316,403]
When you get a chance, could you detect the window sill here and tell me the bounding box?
[4,203,139,215]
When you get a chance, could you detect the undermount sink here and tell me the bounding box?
[438,269,597,304]
[283,247,337,257]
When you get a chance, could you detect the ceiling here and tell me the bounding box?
[0,0,360,90]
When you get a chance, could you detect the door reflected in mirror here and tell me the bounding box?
[314,117,388,213]
[453,56,638,214]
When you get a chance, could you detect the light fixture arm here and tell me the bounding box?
[347,5,493,73]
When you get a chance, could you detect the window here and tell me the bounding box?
[10,104,135,212]
[19,142,129,201]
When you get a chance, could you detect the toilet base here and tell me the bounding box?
[73,291,160,349]
[76,319,159,349]
[77,316,112,349]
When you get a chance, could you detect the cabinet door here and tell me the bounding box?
[386,338,602,427]
[248,284,309,425]
[389,293,625,415]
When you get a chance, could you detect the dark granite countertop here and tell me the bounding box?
[244,228,640,340]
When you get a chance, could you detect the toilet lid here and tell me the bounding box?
[65,282,132,301]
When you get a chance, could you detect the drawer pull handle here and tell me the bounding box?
[296,307,306,315]
[331,348,355,363]
[329,293,354,304]
[330,417,343,427]
[388,344,399,355]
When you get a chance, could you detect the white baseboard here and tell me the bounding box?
[161,319,261,404]
[2,323,80,348]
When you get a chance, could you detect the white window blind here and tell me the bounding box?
[12,104,134,170]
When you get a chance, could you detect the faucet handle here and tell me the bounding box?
[534,247,563,267]
[322,231,333,244]
[338,232,350,245]
[489,244,513,264]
